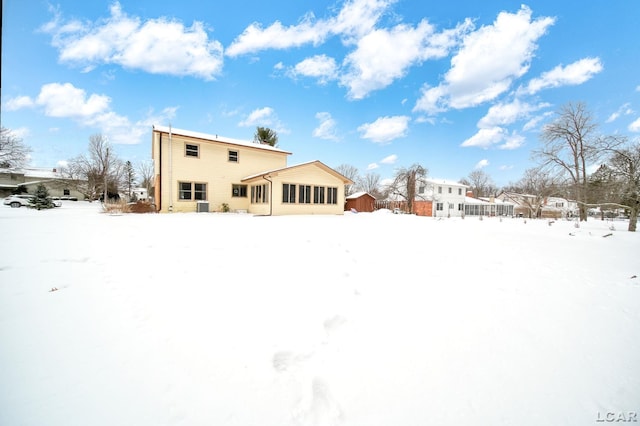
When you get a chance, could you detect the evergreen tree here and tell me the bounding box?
[253,127,278,147]
[124,160,136,200]
[28,184,54,210]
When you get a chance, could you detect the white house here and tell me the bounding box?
[416,179,467,217]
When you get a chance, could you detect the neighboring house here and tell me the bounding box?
[345,192,376,212]
[151,125,352,215]
[0,167,84,199]
[415,179,467,217]
[497,192,575,219]
[130,187,148,201]
[465,193,515,217]
[544,196,578,218]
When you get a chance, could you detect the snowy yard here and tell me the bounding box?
[1,202,638,426]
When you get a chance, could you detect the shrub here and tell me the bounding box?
[129,201,156,213]
[103,200,131,214]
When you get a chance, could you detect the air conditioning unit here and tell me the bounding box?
[196,201,209,212]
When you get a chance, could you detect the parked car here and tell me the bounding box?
[3,194,62,208]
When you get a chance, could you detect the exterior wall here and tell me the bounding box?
[0,170,84,199]
[345,194,375,212]
[427,181,466,218]
[153,130,288,213]
[413,200,433,216]
[269,165,347,215]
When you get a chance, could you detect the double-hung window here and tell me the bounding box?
[194,183,207,200]
[251,184,269,203]
[327,187,338,204]
[179,182,207,200]
[314,186,325,204]
[228,150,238,162]
[179,182,192,200]
[232,184,247,197]
[299,185,311,204]
[283,184,296,203]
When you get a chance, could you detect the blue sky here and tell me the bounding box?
[2,0,640,186]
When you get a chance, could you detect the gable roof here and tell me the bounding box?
[426,178,467,188]
[241,160,353,184]
[347,191,376,200]
[152,125,292,155]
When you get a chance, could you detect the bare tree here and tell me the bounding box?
[607,141,640,231]
[62,134,123,201]
[389,163,428,214]
[334,164,360,196]
[461,170,496,198]
[504,167,559,218]
[138,159,155,199]
[534,102,609,221]
[356,172,383,198]
[0,127,31,168]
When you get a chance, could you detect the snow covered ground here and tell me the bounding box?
[1,201,638,426]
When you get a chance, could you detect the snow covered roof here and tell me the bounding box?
[426,178,467,188]
[478,197,515,205]
[346,191,376,200]
[0,167,64,179]
[152,125,292,155]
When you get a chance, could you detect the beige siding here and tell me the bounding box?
[271,165,346,215]
[153,131,287,213]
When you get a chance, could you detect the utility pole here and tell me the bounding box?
[103,146,109,204]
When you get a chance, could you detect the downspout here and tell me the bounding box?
[168,125,173,212]
[263,174,273,216]
[158,132,162,212]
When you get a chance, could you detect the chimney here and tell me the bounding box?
[466,190,474,198]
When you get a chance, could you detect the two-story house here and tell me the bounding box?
[152,125,352,215]
[414,179,467,217]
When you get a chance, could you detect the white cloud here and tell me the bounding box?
[357,116,410,144]
[36,83,111,118]
[499,165,513,171]
[629,117,640,132]
[11,127,30,139]
[238,107,276,127]
[606,103,634,123]
[312,112,339,141]
[42,2,224,80]
[380,154,397,164]
[478,99,549,128]
[521,57,603,95]
[414,6,554,114]
[367,163,379,170]
[225,14,329,57]
[461,127,505,148]
[228,0,470,98]
[340,19,470,99]
[226,0,393,56]
[4,96,34,111]
[11,82,176,145]
[474,159,489,169]
[499,132,525,150]
[291,55,338,84]
[238,107,289,134]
